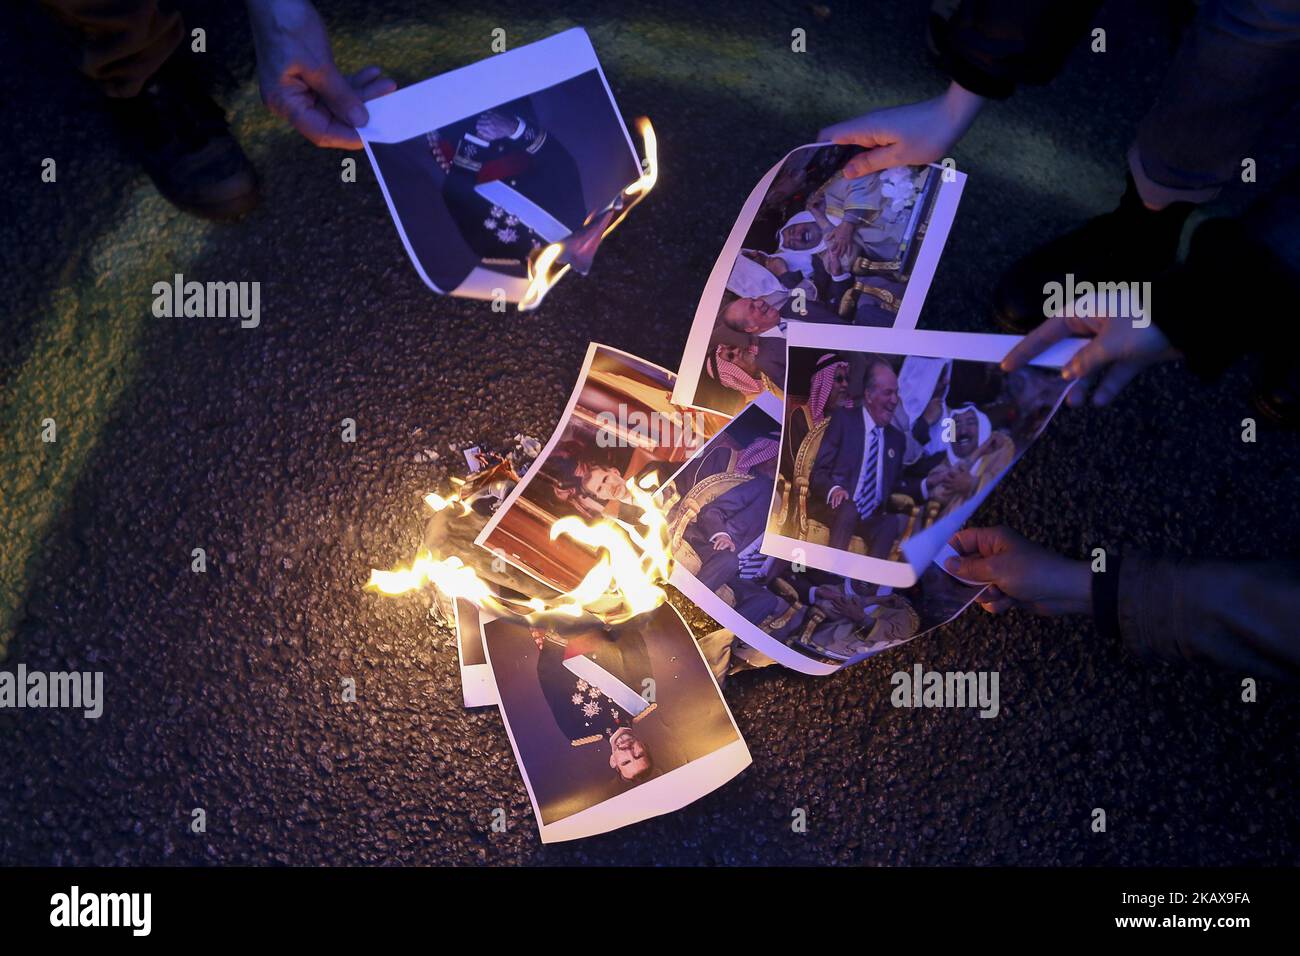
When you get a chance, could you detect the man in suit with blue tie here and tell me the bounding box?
[685,475,778,591]
[810,356,922,557]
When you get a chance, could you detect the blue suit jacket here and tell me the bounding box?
[810,407,919,509]
[685,476,775,552]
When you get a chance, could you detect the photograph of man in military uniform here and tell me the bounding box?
[367,68,641,295]
[482,603,742,828]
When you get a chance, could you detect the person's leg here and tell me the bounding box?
[694,549,740,592]
[39,0,258,219]
[826,499,862,552]
[992,0,1300,332]
[1138,2,1300,422]
[1131,0,1300,209]
[860,511,905,560]
[40,0,182,98]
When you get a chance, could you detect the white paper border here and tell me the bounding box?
[454,598,498,708]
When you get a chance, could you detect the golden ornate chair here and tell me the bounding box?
[667,470,757,607]
[779,418,936,562]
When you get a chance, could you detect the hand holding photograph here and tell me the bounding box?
[662,393,987,674]
[12,0,1300,919]
[761,327,1086,588]
[358,28,644,305]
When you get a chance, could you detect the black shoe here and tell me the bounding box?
[991,175,1193,333]
[106,54,258,221]
[1250,362,1300,430]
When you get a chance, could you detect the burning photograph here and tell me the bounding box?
[762,327,1081,588]
[360,28,642,303]
[476,344,728,593]
[672,144,966,414]
[481,602,749,843]
[664,394,986,673]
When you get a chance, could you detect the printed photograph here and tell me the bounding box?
[481,602,750,843]
[762,327,1078,588]
[477,344,728,592]
[673,143,965,414]
[454,599,496,708]
[664,395,985,673]
[362,29,641,301]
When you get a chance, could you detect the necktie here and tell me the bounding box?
[854,427,880,518]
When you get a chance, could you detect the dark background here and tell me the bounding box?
[2,0,1298,865]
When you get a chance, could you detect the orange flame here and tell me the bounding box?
[518,117,659,311]
[367,470,674,626]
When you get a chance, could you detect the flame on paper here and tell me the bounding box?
[518,117,659,311]
[367,470,673,626]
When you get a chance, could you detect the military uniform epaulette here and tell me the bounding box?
[632,701,657,723]
[570,733,603,747]
[522,126,547,154]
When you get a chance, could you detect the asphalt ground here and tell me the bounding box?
[2,1,1299,865]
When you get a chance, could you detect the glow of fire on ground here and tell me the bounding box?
[517,117,659,311]
[366,471,674,626]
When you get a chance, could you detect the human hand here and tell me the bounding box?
[938,467,976,500]
[248,0,395,149]
[712,533,736,552]
[925,463,957,497]
[923,395,944,424]
[1001,305,1182,408]
[827,592,867,623]
[475,110,518,141]
[826,221,855,263]
[946,526,1093,616]
[829,487,849,509]
[820,81,984,179]
[818,247,844,277]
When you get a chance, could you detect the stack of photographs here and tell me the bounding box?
[663,328,1083,676]
[364,51,1087,836]
[456,344,750,843]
